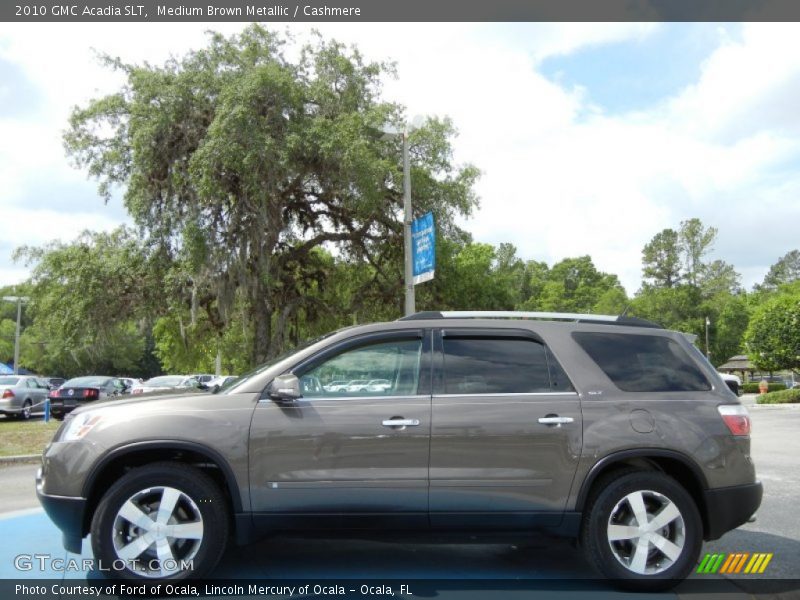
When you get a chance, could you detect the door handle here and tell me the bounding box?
[382,418,420,427]
[537,416,574,426]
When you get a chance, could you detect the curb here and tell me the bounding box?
[0,454,40,466]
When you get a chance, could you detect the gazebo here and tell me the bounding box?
[717,355,756,381]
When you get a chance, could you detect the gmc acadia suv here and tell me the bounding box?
[36,311,762,590]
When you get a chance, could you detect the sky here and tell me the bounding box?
[1,22,800,295]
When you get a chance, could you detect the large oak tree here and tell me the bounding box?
[65,26,478,364]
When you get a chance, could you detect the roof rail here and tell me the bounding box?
[397,310,661,328]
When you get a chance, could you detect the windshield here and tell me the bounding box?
[0,377,20,385]
[222,331,341,393]
[64,376,111,387]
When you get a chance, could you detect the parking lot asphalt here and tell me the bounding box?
[0,403,796,599]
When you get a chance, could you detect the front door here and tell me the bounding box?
[249,330,431,530]
[429,328,582,528]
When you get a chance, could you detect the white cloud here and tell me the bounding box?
[1,22,800,296]
[0,205,124,289]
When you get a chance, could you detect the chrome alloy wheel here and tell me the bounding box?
[111,486,204,578]
[606,489,686,575]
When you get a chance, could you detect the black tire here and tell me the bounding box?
[91,462,229,580]
[580,470,703,592]
[17,400,32,420]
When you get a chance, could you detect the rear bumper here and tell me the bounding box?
[703,481,763,540]
[36,468,86,553]
[48,401,77,418]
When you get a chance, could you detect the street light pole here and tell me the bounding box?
[402,127,415,316]
[705,316,711,359]
[14,299,22,375]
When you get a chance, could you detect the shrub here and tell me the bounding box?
[743,382,786,393]
[756,388,800,404]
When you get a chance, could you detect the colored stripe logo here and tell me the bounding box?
[697,552,773,574]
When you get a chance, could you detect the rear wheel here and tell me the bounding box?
[17,400,31,420]
[91,462,229,580]
[581,470,702,592]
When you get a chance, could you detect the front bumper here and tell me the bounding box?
[36,467,86,553]
[703,480,763,540]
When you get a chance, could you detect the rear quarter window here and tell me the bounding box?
[573,332,711,392]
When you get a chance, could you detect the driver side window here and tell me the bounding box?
[299,338,422,398]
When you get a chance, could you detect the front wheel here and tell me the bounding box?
[91,462,229,580]
[581,470,703,592]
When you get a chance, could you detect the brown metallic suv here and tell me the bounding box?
[36,311,762,590]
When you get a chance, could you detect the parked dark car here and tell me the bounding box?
[206,375,238,393]
[43,377,66,390]
[48,376,127,420]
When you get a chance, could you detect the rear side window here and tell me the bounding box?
[573,332,710,392]
[442,337,571,394]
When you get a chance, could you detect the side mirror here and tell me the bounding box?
[269,374,302,402]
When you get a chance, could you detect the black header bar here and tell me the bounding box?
[3,0,800,23]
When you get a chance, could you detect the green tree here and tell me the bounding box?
[630,285,704,334]
[744,293,800,371]
[13,228,161,377]
[419,241,518,311]
[679,218,717,287]
[698,259,741,298]
[761,250,800,290]
[64,26,478,366]
[641,228,682,288]
[521,256,627,313]
[0,319,16,365]
[712,294,751,364]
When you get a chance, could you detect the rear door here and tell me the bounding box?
[429,328,582,528]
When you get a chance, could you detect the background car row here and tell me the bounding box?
[0,372,238,420]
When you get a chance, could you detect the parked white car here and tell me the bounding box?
[366,379,392,393]
[345,379,370,392]
[718,372,741,395]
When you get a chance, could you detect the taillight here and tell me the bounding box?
[718,405,751,436]
[83,388,99,399]
[49,389,60,398]
[2,389,14,399]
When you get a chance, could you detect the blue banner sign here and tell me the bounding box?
[411,212,435,285]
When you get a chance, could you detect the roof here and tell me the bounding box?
[717,355,754,371]
[397,310,661,329]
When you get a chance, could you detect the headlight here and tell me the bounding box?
[61,412,104,442]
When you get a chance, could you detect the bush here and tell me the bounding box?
[743,382,786,393]
[756,388,800,404]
